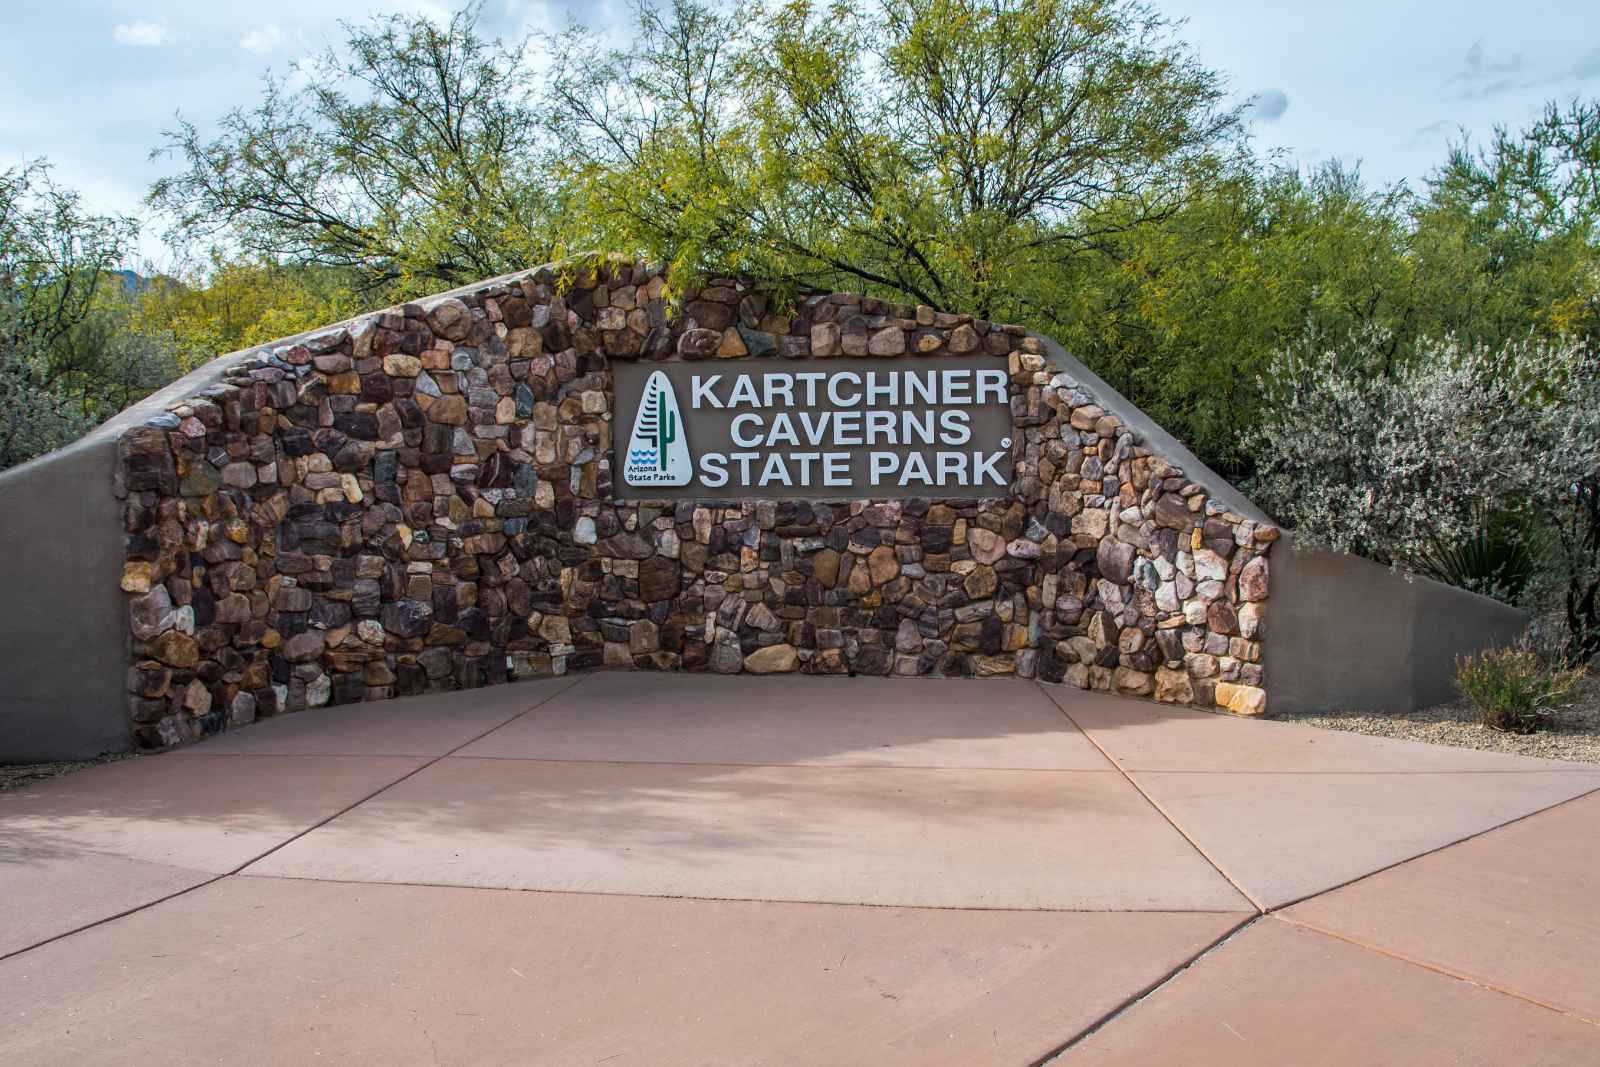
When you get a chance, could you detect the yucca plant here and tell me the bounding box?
[1417,507,1540,602]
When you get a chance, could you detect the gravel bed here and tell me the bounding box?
[0,752,135,792]
[1274,673,1600,764]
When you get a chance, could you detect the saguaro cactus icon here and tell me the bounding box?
[654,407,676,470]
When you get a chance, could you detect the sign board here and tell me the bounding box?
[612,357,1014,500]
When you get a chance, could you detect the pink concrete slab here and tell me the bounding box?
[1058,918,1600,1065]
[463,672,1109,769]
[1129,769,1600,909]
[0,851,206,958]
[1046,685,1596,772]
[248,757,1248,910]
[1284,791,1600,1023]
[172,676,578,757]
[0,876,1244,1066]
[0,754,425,874]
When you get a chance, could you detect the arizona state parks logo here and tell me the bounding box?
[623,371,693,486]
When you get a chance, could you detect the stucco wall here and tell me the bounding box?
[1264,537,1526,713]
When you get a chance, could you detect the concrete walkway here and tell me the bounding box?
[2,675,1597,1065]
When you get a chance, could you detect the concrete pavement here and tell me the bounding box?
[2,674,1597,1064]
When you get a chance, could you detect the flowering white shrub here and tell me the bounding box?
[1248,329,1600,587]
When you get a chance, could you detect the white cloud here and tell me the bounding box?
[239,25,288,55]
[112,21,171,47]
[1247,89,1290,123]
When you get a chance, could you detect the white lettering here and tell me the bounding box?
[833,410,863,445]
[937,451,967,485]
[943,369,972,405]
[866,410,896,444]
[905,370,937,406]
[796,372,826,405]
[900,451,932,486]
[699,452,729,487]
[977,369,1008,404]
[823,452,850,486]
[939,408,971,445]
[731,413,764,447]
[731,452,761,483]
[798,411,831,445]
[974,449,1005,485]
[758,452,792,487]
[763,373,795,408]
[728,375,761,408]
[791,452,820,483]
[869,452,899,484]
[828,371,862,407]
[692,374,723,409]
[903,410,935,445]
[866,371,898,407]
[766,412,800,446]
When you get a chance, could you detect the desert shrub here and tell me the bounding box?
[1455,646,1584,734]
[1250,330,1600,577]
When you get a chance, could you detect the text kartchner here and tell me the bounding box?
[613,357,1014,500]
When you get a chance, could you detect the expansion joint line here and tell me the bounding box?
[1035,681,1266,914]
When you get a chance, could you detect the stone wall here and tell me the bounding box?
[115,259,1274,749]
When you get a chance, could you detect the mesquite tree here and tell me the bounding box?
[548,0,1239,319]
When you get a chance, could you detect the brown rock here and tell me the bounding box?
[1152,493,1192,530]
[1240,556,1269,601]
[150,630,199,668]
[812,548,841,588]
[427,298,472,341]
[867,327,906,355]
[638,556,681,602]
[964,565,997,599]
[867,545,900,584]
[426,395,468,425]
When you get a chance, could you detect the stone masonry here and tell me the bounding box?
[116,257,1274,749]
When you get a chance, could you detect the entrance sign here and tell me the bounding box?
[612,357,1014,500]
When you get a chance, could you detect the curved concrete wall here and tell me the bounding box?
[1264,536,1527,713]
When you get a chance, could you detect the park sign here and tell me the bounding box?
[612,356,1015,501]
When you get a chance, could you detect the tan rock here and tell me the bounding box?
[744,643,799,673]
[383,354,422,377]
[868,327,906,355]
[967,527,1007,564]
[970,654,1016,677]
[1112,666,1153,696]
[1154,666,1194,704]
[1216,681,1267,716]
[121,561,157,593]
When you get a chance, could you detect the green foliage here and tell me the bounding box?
[0,160,173,469]
[549,0,1238,315]
[1455,645,1584,734]
[149,3,554,296]
[133,254,364,371]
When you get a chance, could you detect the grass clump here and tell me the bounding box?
[1455,646,1585,734]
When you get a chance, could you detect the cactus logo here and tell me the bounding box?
[623,370,693,486]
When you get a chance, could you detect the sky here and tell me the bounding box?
[2,0,1597,269]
